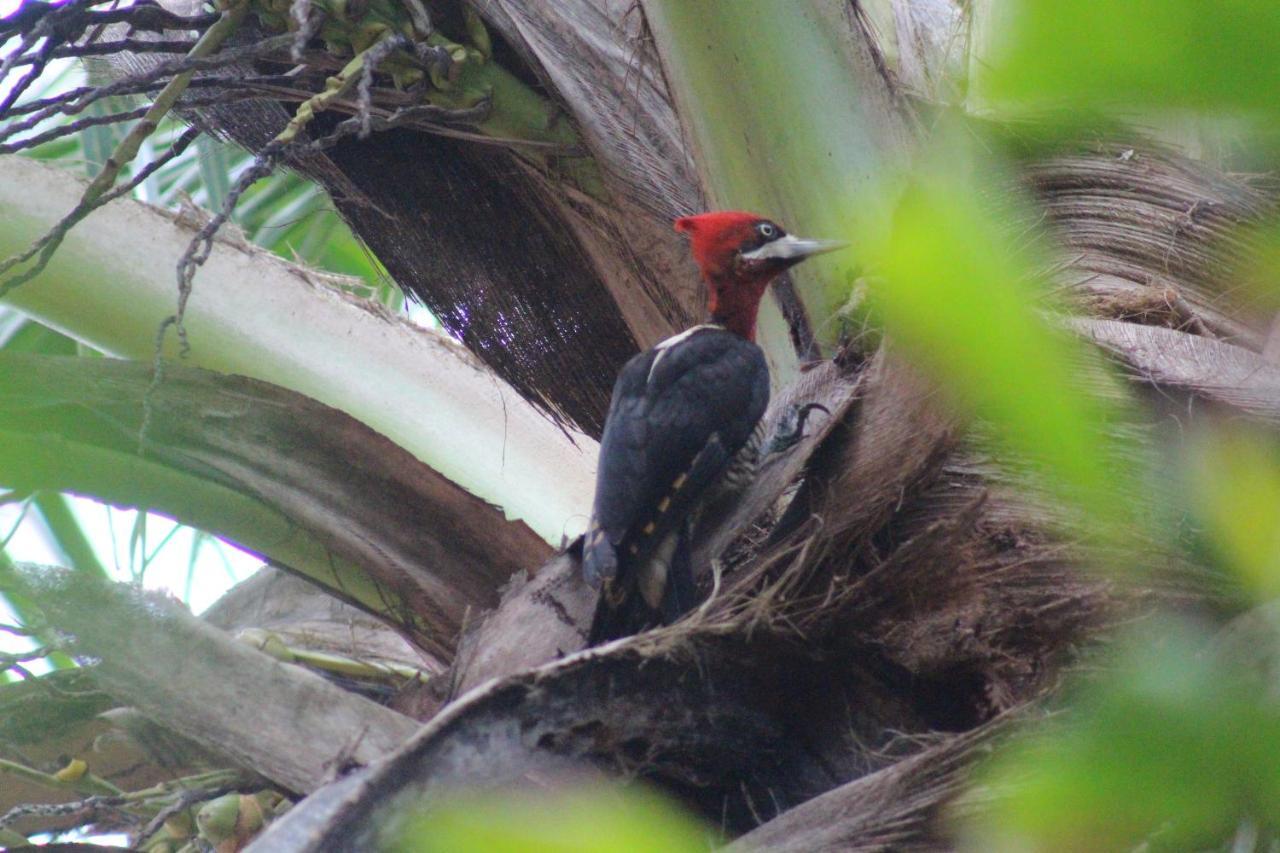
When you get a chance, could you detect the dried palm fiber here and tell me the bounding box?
[1026,142,1274,346]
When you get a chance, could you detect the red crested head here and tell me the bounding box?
[674,211,845,341]
[674,211,765,281]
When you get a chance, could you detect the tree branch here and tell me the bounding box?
[248,629,926,852]
[7,565,418,795]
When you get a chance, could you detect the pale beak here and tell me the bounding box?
[739,234,848,263]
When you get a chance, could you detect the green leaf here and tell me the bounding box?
[1,159,587,543]
[32,492,108,580]
[0,312,76,355]
[0,425,422,639]
[982,0,1280,118]
[128,507,147,582]
[195,134,234,213]
[81,95,135,176]
[393,787,711,853]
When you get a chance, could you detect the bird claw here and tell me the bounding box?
[767,402,830,454]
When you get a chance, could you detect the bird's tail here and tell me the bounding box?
[587,529,694,646]
[659,529,695,623]
[586,589,652,646]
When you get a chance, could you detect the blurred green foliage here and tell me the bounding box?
[942,1,1280,849]
[848,137,1134,543]
[392,787,710,853]
[983,0,1280,118]
[1192,428,1280,601]
[967,620,1280,850]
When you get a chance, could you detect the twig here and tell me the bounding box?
[49,38,201,62]
[95,125,200,208]
[356,33,410,137]
[136,783,236,843]
[1,82,106,122]
[329,99,490,137]
[289,0,315,61]
[274,33,394,145]
[1,70,299,133]
[0,35,57,117]
[0,18,51,100]
[168,148,278,350]
[1,91,247,153]
[79,0,124,54]
[0,22,46,90]
[0,34,293,145]
[0,765,247,834]
[0,757,123,800]
[0,645,55,670]
[0,103,154,153]
[0,2,215,43]
[0,0,91,42]
[0,795,132,833]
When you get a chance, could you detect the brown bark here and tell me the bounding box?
[1072,318,1280,423]
[1027,143,1274,346]
[723,718,1009,853]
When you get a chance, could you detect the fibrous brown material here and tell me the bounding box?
[1027,144,1274,346]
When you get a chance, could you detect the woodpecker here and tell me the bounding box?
[582,211,844,644]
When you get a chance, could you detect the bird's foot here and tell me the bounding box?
[767,402,830,454]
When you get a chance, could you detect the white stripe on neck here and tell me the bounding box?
[648,324,724,384]
[655,323,723,351]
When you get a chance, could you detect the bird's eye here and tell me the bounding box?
[756,222,778,240]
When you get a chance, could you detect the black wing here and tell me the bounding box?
[582,326,769,587]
